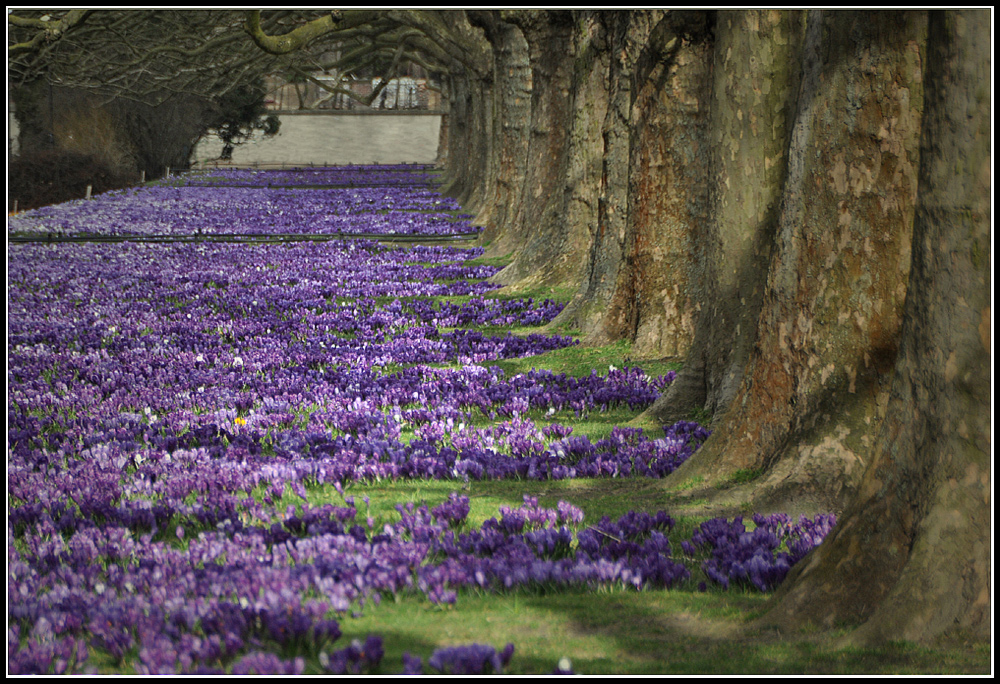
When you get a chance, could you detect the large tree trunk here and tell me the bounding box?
[607,12,713,358]
[762,9,991,642]
[434,107,449,168]
[541,11,611,295]
[439,70,494,213]
[441,73,485,206]
[647,10,804,421]
[553,11,714,358]
[467,12,532,246]
[553,11,665,337]
[487,10,577,287]
[656,10,927,515]
[434,13,494,210]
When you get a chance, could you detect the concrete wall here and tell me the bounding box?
[192,112,442,166]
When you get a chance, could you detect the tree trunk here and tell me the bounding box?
[439,69,492,211]
[487,10,577,288]
[609,12,713,359]
[657,11,927,515]
[438,72,470,198]
[461,74,495,216]
[543,11,611,296]
[12,78,57,153]
[435,107,449,168]
[467,12,532,246]
[553,11,714,358]
[433,76,451,168]
[762,9,991,643]
[553,11,663,337]
[646,10,804,422]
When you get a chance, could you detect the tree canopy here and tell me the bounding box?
[7,10,479,107]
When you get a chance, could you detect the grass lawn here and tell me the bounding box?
[268,475,990,675]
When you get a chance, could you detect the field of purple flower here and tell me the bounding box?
[8,166,837,674]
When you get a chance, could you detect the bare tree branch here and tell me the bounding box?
[8,9,92,55]
[7,9,478,108]
[244,9,341,54]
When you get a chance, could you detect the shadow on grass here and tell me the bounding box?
[337,585,989,675]
[342,479,991,675]
[514,589,990,675]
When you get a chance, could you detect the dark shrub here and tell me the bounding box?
[8,149,135,212]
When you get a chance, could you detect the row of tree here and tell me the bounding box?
[424,10,989,644]
[8,9,990,644]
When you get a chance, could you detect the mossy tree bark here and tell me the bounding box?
[761,9,990,642]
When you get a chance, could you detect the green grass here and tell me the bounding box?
[464,253,514,269]
[719,468,766,488]
[494,283,578,306]
[337,586,989,674]
[258,475,990,675]
[314,477,689,529]
[485,338,682,381]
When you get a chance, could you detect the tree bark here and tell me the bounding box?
[553,11,665,336]
[762,9,991,643]
[657,11,928,515]
[435,13,493,209]
[438,68,492,211]
[553,11,714,359]
[467,12,532,246]
[486,10,577,288]
[459,73,495,216]
[610,12,713,359]
[542,11,610,294]
[646,10,804,423]
[435,99,449,168]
